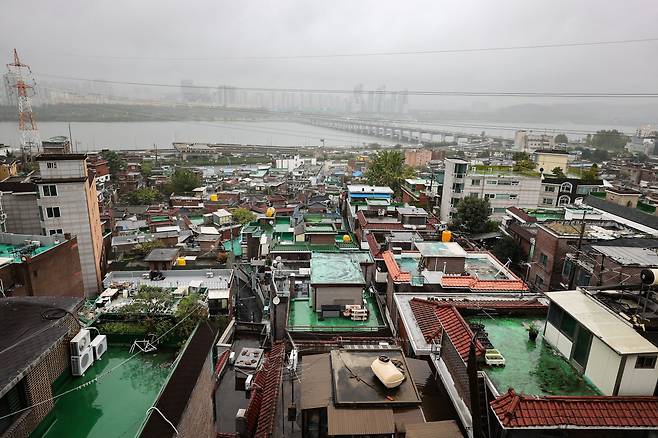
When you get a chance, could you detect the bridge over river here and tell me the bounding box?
[299,116,513,146]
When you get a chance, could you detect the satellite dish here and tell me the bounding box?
[272,296,281,305]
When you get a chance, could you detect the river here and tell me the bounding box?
[0,119,638,151]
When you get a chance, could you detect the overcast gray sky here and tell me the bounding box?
[2,0,658,111]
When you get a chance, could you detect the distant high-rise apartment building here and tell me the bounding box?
[514,130,555,152]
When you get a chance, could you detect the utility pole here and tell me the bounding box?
[567,210,587,289]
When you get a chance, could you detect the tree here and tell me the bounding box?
[591,130,629,151]
[476,151,490,158]
[365,150,415,195]
[492,236,523,265]
[232,207,256,224]
[514,159,536,172]
[125,187,162,205]
[132,240,164,256]
[512,152,531,162]
[101,150,126,176]
[581,163,599,183]
[449,197,491,234]
[579,148,610,162]
[551,167,566,178]
[162,168,202,194]
[554,134,569,144]
[141,161,154,177]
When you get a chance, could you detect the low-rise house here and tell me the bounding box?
[144,247,181,271]
[0,297,82,438]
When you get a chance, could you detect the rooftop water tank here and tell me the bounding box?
[371,355,405,389]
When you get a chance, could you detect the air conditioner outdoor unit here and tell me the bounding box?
[71,347,94,376]
[70,329,91,356]
[90,334,108,360]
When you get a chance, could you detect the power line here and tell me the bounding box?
[35,36,658,62]
[39,75,658,98]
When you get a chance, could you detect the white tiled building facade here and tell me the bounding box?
[36,155,103,296]
[441,158,543,222]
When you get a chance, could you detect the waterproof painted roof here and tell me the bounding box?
[347,185,394,195]
[329,348,422,406]
[414,241,468,258]
[310,252,366,284]
[546,290,658,355]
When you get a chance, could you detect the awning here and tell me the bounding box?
[208,289,230,300]
[327,406,395,436]
[299,353,332,410]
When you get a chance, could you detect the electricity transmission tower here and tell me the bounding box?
[6,49,41,163]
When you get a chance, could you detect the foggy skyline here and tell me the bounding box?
[2,0,658,111]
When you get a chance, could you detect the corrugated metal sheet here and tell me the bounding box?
[393,407,425,433]
[405,420,463,438]
[299,353,332,409]
[326,406,395,436]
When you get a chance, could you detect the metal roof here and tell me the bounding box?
[545,290,658,355]
[591,245,658,266]
[327,406,395,436]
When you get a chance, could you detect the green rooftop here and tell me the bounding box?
[468,316,600,396]
[310,252,367,284]
[33,344,174,438]
[513,208,565,222]
[288,293,385,332]
[471,165,541,177]
[0,242,55,264]
[188,216,204,225]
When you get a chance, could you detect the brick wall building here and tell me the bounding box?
[0,297,82,438]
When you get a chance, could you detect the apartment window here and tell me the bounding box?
[498,180,512,186]
[558,195,570,206]
[535,274,544,287]
[497,194,510,200]
[486,180,498,185]
[509,194,518,200]
[562,259,573,278]
[544,186,556,192]
[510,180,520,186]
[493,207,507,213]
[560,312,577,339]
[46,207,61,218]
[560,182,573,193]
[539,252,548,266]
[48,229,63,235]
[547,304,563,327]
[484,193,495,199]
[542,198,554,205]
[42,185,57,197]
[468,192,479,198]
[636,355,657,369]
[471,179,481,186]
[46,162,57,169]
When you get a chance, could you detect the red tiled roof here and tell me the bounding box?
[433,299,547,311]
[506,206,537,223]
[382,250,411,282]
[491,389,658,429]
[440,275,528,292]
[365,233,383,259]
[409,298,485,360]
[245,342,286,438]
[213,350,230,391]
